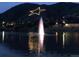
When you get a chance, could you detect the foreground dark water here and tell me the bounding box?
[0,31,79,57]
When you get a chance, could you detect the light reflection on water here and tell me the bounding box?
[2,31,5,43]
[0,31,79,56]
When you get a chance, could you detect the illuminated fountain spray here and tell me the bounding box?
[2,31,5,43]
[38,17,45,56]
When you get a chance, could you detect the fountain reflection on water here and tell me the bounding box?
[2,31,5,43]
[63,32,65,48]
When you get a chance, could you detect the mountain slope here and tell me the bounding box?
[1,2,79,21]
[0,2,79,31]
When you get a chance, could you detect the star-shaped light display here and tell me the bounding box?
[28,7,46,16]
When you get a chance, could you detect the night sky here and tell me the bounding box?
[0,2,57,13]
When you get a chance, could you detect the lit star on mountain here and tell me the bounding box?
[28,7,46,16]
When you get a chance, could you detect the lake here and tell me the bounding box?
[0,31,79,56]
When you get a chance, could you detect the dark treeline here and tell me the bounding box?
[0,2,79,31]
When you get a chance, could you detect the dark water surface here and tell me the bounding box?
[0,31,79,57]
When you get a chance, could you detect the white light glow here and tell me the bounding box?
[65,24,69,27]
[63,21,65,24]
[38,17,44,54]
[56,22,58,25]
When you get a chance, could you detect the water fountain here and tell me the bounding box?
[38,17,45,56]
